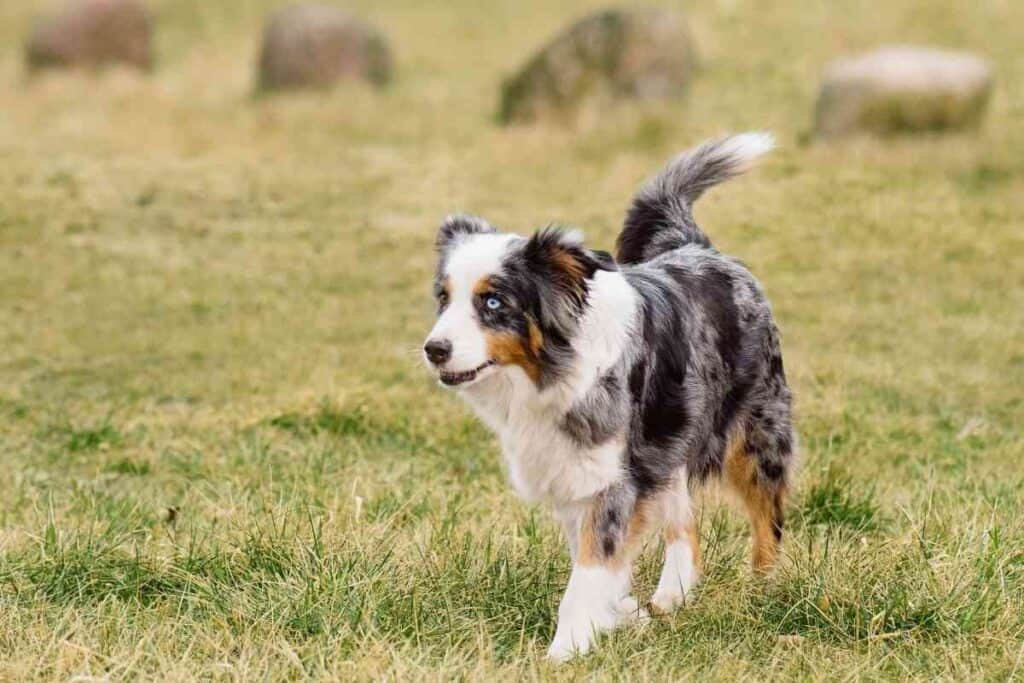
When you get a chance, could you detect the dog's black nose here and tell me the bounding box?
[424,339,452,365]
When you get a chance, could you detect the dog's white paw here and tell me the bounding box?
[547,564,640,662]
[546,625,593,663]
[650,574,698,614]
[650,586,687,614]
[616,595,651,624]
[546,594,649,663]
[651,540,698,614]
[546,638,584,663]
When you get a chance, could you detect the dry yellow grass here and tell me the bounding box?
[0,0,1022,680]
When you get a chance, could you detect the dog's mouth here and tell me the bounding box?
[439,360,496,387]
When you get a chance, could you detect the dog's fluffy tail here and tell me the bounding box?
[616,132,775,264]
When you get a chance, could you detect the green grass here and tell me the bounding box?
[1,0,1023,679]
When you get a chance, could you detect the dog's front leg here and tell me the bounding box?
[547,561,635,662]
[547,486,649,662]
[553,501,584,562]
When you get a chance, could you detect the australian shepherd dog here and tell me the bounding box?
[422,133,795,661]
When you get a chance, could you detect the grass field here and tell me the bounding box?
[1,0,1023,679]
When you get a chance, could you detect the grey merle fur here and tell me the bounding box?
[590,481,637,559]
[597,138,790,495]
[561,369,629,447]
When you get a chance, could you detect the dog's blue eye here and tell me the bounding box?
[486,297,502,310]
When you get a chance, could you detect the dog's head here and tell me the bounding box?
[423,214,615,390]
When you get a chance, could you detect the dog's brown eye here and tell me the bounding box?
[437,291,449,307]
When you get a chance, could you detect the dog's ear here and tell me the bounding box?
[522,226,617,331]
[436,214,496,251]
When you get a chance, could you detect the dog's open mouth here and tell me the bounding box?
[439,360,495,386]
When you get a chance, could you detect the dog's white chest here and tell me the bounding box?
[497,404,624,505]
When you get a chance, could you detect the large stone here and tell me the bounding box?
[814,46,993,137]
[257,5,392,92]
[499,8,697,124]
[26,0,153,71]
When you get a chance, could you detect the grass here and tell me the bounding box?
[1,0,1023,679]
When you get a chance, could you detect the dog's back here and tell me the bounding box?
[615,134,795,570]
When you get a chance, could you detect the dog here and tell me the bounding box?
[423,133,795,661]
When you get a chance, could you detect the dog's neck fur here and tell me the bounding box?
[459,269,639,503]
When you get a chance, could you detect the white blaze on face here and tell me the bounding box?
[426,232,518,373]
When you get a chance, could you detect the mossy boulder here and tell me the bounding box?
[814,46,993,138]
[257,4,392,92]
[499,8,697,125]
[26,0,153,72]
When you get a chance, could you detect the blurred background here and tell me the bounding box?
[0,1,1022,679]
[0,0,1019,415]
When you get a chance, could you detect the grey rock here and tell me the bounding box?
[499,8,697,125]
[26,0,153,71]
[257,4,392,92]
[814,45,993,137]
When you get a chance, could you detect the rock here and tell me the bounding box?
[499,8,697,124]
[814,46,993,137]
[26,0,153,71]
[257,4,392,92]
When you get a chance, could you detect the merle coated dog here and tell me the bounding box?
[423,133,795,660]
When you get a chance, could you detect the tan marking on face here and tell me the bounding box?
[485,330,541,383]
[723,433,785,574]
[472,276,492,297]
[476,282,545,384]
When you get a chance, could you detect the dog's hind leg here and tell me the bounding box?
[724,427,790,574]
[547,484,651,662]
[650,474,700,614]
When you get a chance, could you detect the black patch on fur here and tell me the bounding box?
[760,460,785,482]
[561,371,628,447]
[669,269,749,434]
[435,214,495,252]
[621,271,691,493]
[666,266,753,482]
[775,432,793,458]
[590,482,637,560]
[618,195,710,265]
[591,249,619,271]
